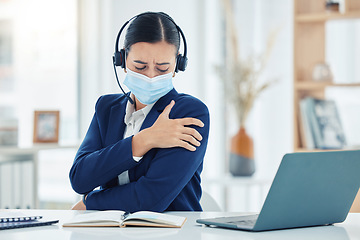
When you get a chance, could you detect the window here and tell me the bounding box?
[0,0,78,146]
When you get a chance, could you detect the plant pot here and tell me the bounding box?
[229,127,255,176]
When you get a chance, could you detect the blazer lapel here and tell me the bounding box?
[105,96,128,145]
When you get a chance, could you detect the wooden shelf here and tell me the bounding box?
[295,82,360,90]
[296,11,360,22]
[293,0,360,150]
[293,148,359,153]
[293,0,360,213]
[294,148,320,153]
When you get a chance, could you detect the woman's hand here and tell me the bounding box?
[132,100,204,157]
[71,200,86,210]
[71,195,87,210]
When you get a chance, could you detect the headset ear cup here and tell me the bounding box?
[113,51,121,66]
[113,49,126,68]
[119,49,126,69]
[175,54,188,72]
[175,55,180,73]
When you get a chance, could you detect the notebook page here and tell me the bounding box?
[63,210,125,226]
[125,211,186,227]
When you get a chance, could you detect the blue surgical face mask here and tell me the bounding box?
[123,68,174,105]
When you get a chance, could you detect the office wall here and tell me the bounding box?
[235,0,294,178]
[224,0,294,211]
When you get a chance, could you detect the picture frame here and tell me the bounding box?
[33,110,60,143]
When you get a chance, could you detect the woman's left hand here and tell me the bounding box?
[71,199,86,210]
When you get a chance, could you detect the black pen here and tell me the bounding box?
[121,212,130,220]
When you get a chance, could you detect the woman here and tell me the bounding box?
[70,12,210,212]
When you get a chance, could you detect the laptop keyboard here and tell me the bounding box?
[225,214,258,226]
[227,219,257,226]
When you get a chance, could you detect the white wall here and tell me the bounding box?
[226,0,294,179]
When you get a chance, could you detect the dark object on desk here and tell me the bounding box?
[197,150,360,231]
[0,219,59,230]
[0,212,58,230]
[0,214,42,223]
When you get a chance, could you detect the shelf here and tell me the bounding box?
[294,0,360,213]
[294,147,360,153]
[295,81,360,91]
[296,11,360,22]
[0,142,80,155]
[294,148,327,153]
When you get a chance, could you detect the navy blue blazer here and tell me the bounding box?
[69,88,210,212]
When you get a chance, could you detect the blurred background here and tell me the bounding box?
[1,0,360,212]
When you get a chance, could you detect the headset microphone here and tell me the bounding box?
[112,57,134,104]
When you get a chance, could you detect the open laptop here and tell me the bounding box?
[197,150,360,231]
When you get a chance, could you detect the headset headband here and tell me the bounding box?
[113,12,187,72]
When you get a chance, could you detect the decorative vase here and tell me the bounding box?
[229,127,255,176]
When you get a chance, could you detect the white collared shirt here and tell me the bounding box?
[118,99,155,186]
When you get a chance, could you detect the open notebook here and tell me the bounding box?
[63,211,186,228]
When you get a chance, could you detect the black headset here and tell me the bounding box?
[113,12,188,72]
[112,12,188,104]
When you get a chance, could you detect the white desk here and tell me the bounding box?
[0,210,359,240]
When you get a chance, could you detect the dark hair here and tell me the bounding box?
[124,12,180,56]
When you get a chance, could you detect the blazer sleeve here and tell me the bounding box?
[69,96,139,194]
[85,98,210,212]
